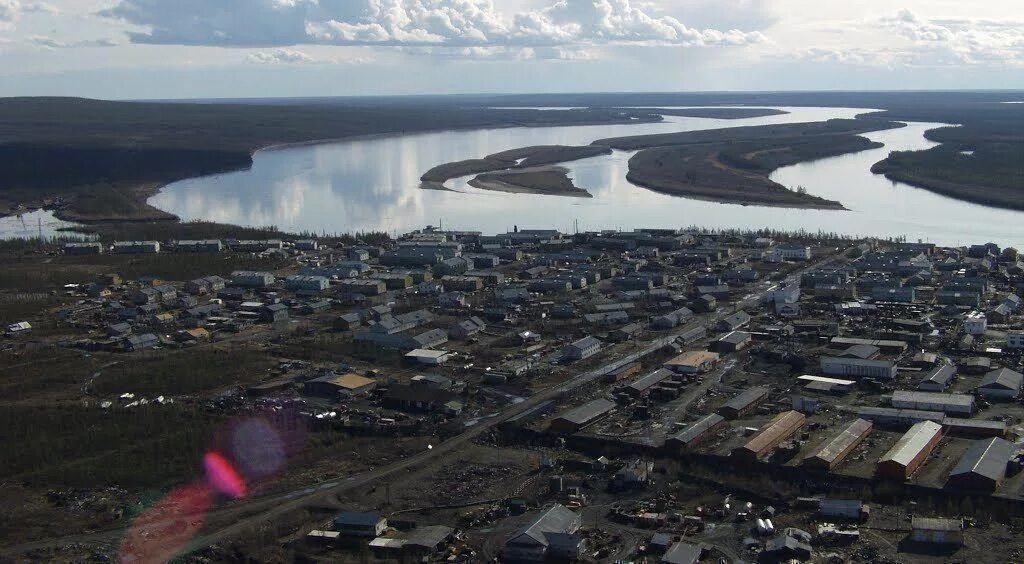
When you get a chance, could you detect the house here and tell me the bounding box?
[1008,331,1024,349]
[763,244,811,262]
[977,368,1024,400]
[651,307,694,330]
[964,311,987,335]
[304,373,376,398]
[763,533,812,561]
[404,349,451,365]
[121,333,159,352]
[917,365,956,392]
[176,240,223,253]
[819,499,869,521]
[113,241,160,254]
[946,437,1015,491]
[64,242,103,255]
[664,350,720,375]
[332,511,387,537]
[284,275,330,294]
[711,331,752,353]
[609,322,644,342]
[231,271,276,288]
[451,316,487,340]
[563,336,601,361]
[6,321,31,334]
[403,525,455,558]
[262,303,289,323]
[504,504,584,562]
[717,311,750,331]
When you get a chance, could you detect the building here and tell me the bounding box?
[820,356,897,380]
[857,407,943,427]
[665,413,726,453]
[663,350,720,375]
[186,275,227,295]
[732,411,805,462]
[563,336,601,361]
[717,311,751,331]
[284,275,330,293]
[64,242,103,255]
[876,420,943,480]
[661,542,702,564]
[910,517,964,545]
[113,241,160,254]
[624,369,674,397]
[651,307,693,330]
[1008,331,1024,349]
[798,375,856,394]
[717,386,769,419]
[964,311,987,335]
[504,504,584,562]
[609,323,644,343]
[176,240,223,252]
[304,373,376,397]
[946,437,1015,491]
[294,239,318,251]
[977,368,1024,400]
[711,331,752,353]
[803,419,873,471]
[262,303,289,322]
[891,391,975,416]
[404,349,452,365]
[332,512,387,537]
[763,244,811,262]
[549,398,616,434]
[451,316,486,340]
[338,279,386,296]
[231,271,276,288]
[382,384,455,413]
[442,275,484,292]
[121,333,159,352]
[819,499,869,521]
[917,365,956,392]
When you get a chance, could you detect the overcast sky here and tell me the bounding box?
[1,0,1023,99]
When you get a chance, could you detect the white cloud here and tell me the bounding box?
[100,0,764,50]
[247,48,314,64]
[30,35,117,49]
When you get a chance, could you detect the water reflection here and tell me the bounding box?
[150,107,1024,246]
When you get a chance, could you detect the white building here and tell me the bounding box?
[284,275,330,293]
[231,271,276,288]
[113,240,160,254]
[964,311,987,336]
[504,504,584,562]
[763,244,811,263]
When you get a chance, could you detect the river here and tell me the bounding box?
[147,106,1024,246]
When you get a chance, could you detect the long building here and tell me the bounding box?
[821,356,897,380]
[732,411,805,462]
[876,420,943,480]
[717,386,769,419]
[890,391,975,416]
[802,418,873,471]
[549,398,616,434]
[665,414,727,453]
[946,437,1015,491]
[857,407,944,427]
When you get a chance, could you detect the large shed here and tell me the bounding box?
[946,437,1015,491]
[876,420,943,480]
[803,418,873,471]
[732,411,805,462]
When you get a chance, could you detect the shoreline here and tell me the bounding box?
[625,172,849,211]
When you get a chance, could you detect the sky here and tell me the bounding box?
[1,0,1023,99]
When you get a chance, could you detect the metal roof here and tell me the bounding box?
[554,398,616,426]
[980,368,1024,390]
[662,542,701,564]
[721,386,770,412]
[948,437,1014,482]
[879,420,943,467]
[740,411,805,455]
[668,413,726,446]
[806,419,872,465]
[892,390,975,409]
[918,365,956,388]
[912,517,963,532]
[508,504,579,547]
[628,369,673,393]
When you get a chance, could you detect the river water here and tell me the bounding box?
[148,106,1024,246]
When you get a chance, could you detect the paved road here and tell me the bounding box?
[2,248,847,558]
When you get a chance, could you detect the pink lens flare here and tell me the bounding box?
[118,483,213,564]
[203,451,247,499]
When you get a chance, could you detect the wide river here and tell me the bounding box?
[149,107,1024,246]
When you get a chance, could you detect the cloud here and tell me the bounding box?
[403,44,596,61]
[876,10,1024,66]
[246,48,314,64]
[100,0,764,50]
[1,0,57,30]
[30,35,118,49]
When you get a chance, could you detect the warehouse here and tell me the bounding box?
[624,368,674,397]
[605,361,642,383]
[710,331,752,353]
[857,407,943,427]
[917,365,956,392]
[942,417,1007,438]
[113,240,160,254]
[717,386,769,419]
[550,398,616,434]
[304,373,376,398]
[820,356,897,380]
[910,517,964,545]
[665,413,726,453]
[731,410,805,462]
[977,368,1024,400]
[946,437,1015,491]
[664,350,720,375]
[819,499,869,521]
[803,418,873,471]
[891,390,975,416]
[797,375,856,394]
[563,336,601,361]
[876,420,943,480]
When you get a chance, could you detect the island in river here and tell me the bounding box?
[468,167,592,198]
[420,144,611,190]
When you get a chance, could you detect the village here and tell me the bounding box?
[5,226,1024,563]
